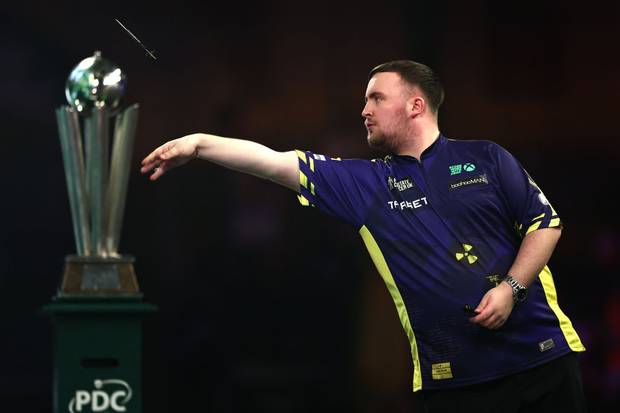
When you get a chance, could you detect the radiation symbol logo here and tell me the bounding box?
[463,163,476,172]
[455,244,478,264]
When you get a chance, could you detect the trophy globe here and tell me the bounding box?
[65,51,127,112]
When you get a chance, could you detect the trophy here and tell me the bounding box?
[56,50,140,297]
[46,51,155,413]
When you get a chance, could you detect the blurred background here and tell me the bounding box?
[2,0,619,411]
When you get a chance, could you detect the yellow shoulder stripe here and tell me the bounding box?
[526,221,542,235]
[297,195,310,206]
[295,150,307,164]
[299,171,308,189]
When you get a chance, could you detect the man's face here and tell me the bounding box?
[362,72,411,151]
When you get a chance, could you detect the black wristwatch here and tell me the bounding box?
[504,275,527,304]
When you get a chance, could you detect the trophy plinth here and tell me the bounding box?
[59,255,141,298]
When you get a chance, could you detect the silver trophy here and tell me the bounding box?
[56,51,140,297]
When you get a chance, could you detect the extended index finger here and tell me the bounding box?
[142,140,177,166]
[141,146,164,166]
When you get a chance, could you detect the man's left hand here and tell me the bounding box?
[470,282,514,329]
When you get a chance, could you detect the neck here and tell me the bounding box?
[395,122,440,159]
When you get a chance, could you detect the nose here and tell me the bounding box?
[361,102,371,118]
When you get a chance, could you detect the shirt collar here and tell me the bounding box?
[390,133,446,163]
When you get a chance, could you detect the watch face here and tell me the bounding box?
[516,288,528,302]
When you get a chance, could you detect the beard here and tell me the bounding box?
[366,110,410,154]
[367,126,402,154]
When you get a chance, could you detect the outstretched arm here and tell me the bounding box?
[140,133,300,192]
[471,227,562,329]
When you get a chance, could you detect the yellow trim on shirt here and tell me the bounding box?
[299,171,308,189]
[539,266,586,352]
[526,221,542,235]
[297,195,310,206]
[359,225,423,391]
[295,150,307,164]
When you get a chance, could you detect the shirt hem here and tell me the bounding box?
[417,347,580,391]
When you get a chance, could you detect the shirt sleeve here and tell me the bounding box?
[491,144,562,238]
[294,149,374,228]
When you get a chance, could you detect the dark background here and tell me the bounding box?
[2,0,619,411]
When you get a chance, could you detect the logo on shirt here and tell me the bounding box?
[455,244,478,264]
[449,174,488,191]
[431,362,453,380]
[387,176,414,192]
[449,162,476,175]
[313,154,326,161]
[387,198,428,210]
[485,274,503,286]
[538,339,555,352]
[527,176,551,206]
[463,163,476,172]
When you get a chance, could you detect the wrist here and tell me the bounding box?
[192,133,210,159]
[503,275,528,304]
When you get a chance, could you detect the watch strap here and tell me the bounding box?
[504,275,527,303]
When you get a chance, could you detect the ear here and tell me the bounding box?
[407,96,425,118]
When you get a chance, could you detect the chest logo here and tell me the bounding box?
[449,174,488,191]
[463,162,476,172]
[387,198,428,210]
[449,162,476,175]
[387,176,414,192]
[455,243,478,264]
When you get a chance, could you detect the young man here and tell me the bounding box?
[141,60,587,412]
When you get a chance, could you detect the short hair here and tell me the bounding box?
[369,60,444,114]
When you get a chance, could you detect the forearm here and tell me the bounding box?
[471,227,562,329]
[193,133,299,191]
[506,227,562,287]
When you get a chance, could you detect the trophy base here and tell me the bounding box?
[58,255,142,298]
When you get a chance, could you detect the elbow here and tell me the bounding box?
[549,226,562,244]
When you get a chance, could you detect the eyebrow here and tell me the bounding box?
[365,91,384,102]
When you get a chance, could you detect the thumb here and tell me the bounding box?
[476,292,491,313]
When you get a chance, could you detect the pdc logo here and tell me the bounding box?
[68,379,132,412]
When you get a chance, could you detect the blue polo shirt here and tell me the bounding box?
[295,134,584,391]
